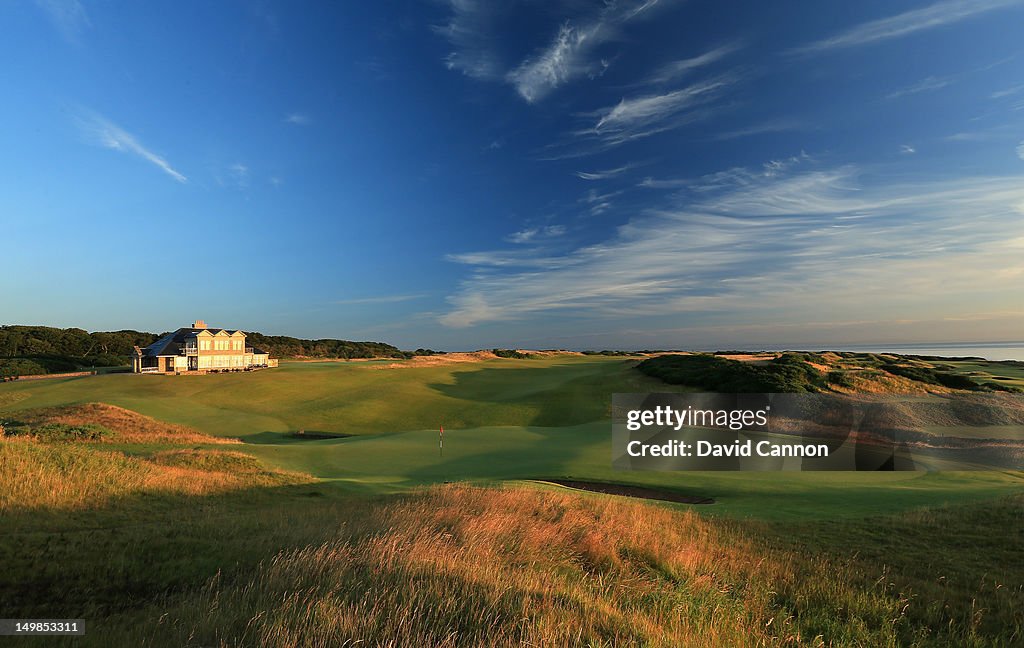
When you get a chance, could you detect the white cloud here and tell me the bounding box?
[506,21,605,103]
[440,160,1024,328]
[35,0,90,42]
[228,163,249,187]
[77,111,187,183]
[505,225,567,244]
[643,43,740,85]
[575,165,633,180]
[791,0,1022,55]
[992,83,1024,99]
[585,75,735,146]
[333,294,426,305]
[1017,141,1024,160]
[885,75,952,100]
[445,249,571,269]
[285,113,310,125]
[640,154,810,190]
[580,188,623,216]
[900,144,916,154]
[438,0,674,102]
[638,176,690,189]
[433,0,508,80]
[943,126,1020,142]
[712,120,804,140]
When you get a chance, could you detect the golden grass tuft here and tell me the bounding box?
[8,402,239,444]
[119,484,911,647]
[0,441,310,514]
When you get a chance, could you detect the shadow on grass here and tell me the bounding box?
[425,359,661,428]
[0,480,371,620]
[241,430,352,444]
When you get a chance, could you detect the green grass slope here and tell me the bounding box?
[2,356,1021,521]
[0,356,673,438]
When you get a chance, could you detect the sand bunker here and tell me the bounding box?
[543,479,715,504]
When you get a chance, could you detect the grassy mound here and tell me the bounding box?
[637,353,825,392]
[1,403,239,445]
[56,484,1022,647]
[150,449,277,474]
[0,420,110,442]
[0,441,309,515]
[881,363,981,390]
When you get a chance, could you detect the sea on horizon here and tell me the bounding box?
[751,342,1024,362]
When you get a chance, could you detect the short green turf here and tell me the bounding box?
[2,356,1021,522]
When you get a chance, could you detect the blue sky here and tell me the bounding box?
[2,0,1023,350]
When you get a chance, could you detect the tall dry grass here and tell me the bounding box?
[6,402,239,444]
[100,484,925,648]
[0,440,307,514]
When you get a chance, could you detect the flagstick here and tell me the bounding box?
[439,424,443,458]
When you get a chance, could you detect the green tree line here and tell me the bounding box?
[0,325,405,377]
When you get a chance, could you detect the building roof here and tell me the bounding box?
[142,326,249,357]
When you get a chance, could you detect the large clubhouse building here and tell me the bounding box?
[132,321,277,374]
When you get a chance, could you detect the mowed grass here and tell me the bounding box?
[1,356,1022,521]
[941,360,1024,391]
[0,356,675,438]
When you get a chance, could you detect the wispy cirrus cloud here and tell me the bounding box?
[595,79,731,132]
[639,154,810,190]
[575,164,634,181]
[284,112,311,125]
[507,0,671,102]
[76,111,187,183]
[437,0,675,102]
[433,0,508,80]
[790,0,1023,55]
[885,75,953,100]
[580,188,623,216]
[643,43,741,85]
[506,21,607,103]
[575,74,737,148]
[35,0,90,42]
[333,293,426,305]
[445,249,572,269]
[884,54,1016,101]
[228,163,249,188]
[441,157,1024,329]
[505,225,566,244]
[711,119,805,140]
[589,75,733,141]
[992,83,1024,99]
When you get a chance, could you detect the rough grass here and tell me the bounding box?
[1,402,239,445]
[23,485,1013,648]
[1,431,1019,646]
[0,427,307,515]
[766,495,1024,643]
[150,448,276,474]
